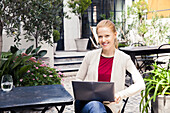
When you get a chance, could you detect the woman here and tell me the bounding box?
[75,20,145,113]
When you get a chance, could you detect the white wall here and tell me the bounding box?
[63,0,80,51]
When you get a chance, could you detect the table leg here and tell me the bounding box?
[55,105,65,113]
[129,53,146,74]
[41,107,50,113]
[129,53,136,64]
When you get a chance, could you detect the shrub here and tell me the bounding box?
[18,58,63,86]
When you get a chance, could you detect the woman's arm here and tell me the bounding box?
[117,57,145,99]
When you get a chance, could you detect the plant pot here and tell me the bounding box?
[75,38,89,51]
[151,95,170,113]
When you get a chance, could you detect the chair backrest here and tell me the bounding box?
[90,26,100,49]
[90,26,98,44]
[130,41,145,47]
[158,44,170,49]
[157,44,170,58]
[89,37,100,49]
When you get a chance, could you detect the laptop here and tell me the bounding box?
[72,81,115,101]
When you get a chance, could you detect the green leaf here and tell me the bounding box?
[12,55,31,69]
[162,86,170,95]
[31,46,41,54]
[167,72,170,84]
[142,96,154,113]
[19,65,31,75]
[0,59,7,69]
[25,45,34,54]
[153,79,165,101]
[139,91,146,111]
[1,52,12,58]
[1,55,13,76]
[16,49,25,56]
[37,50,47,58]
[12,59,23,70]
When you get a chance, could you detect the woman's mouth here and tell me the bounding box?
[102,42,109,46]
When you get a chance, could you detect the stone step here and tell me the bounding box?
[54,61,82,66]
[54,61,82,70]
[54,51,87,73]
[57,68,79,73]
[54,55,84,62]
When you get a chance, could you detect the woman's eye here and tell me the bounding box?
[105,35,109,37]
[98,36,102,38]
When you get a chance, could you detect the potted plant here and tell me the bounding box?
[0,45,63,87]
[67,0,91,51]
[140,62,170,113]
[53,30,60,54]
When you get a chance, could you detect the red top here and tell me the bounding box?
[98,55,114,82]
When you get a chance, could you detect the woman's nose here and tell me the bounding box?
[102,37,106,42]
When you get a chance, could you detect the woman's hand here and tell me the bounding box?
[109,94,121,104]
[114,94,121,104]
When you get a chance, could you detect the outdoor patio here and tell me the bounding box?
[3,47,168,113]
[1,0,170,113]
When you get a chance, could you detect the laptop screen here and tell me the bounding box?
[72,81,115,101]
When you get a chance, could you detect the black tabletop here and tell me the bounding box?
[119,46,170,56]
[0,85,73,110]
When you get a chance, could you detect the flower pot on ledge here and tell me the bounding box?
[75,38,89,51]
[151,95,170,113]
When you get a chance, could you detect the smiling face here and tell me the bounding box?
[98,27,117,52]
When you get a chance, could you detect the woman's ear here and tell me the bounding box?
[114,32,117,37]
[114,38,118,49]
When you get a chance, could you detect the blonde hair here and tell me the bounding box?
[96,20,118,49]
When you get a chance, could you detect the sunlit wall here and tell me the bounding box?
[147,0,170,19]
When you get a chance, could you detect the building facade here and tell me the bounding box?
[2,0,169,66]
[63,0,130,51]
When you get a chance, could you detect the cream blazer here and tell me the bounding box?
[76,48,145,113]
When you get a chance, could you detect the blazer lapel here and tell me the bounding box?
[94,49,102,81]
[110,49,118,82]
